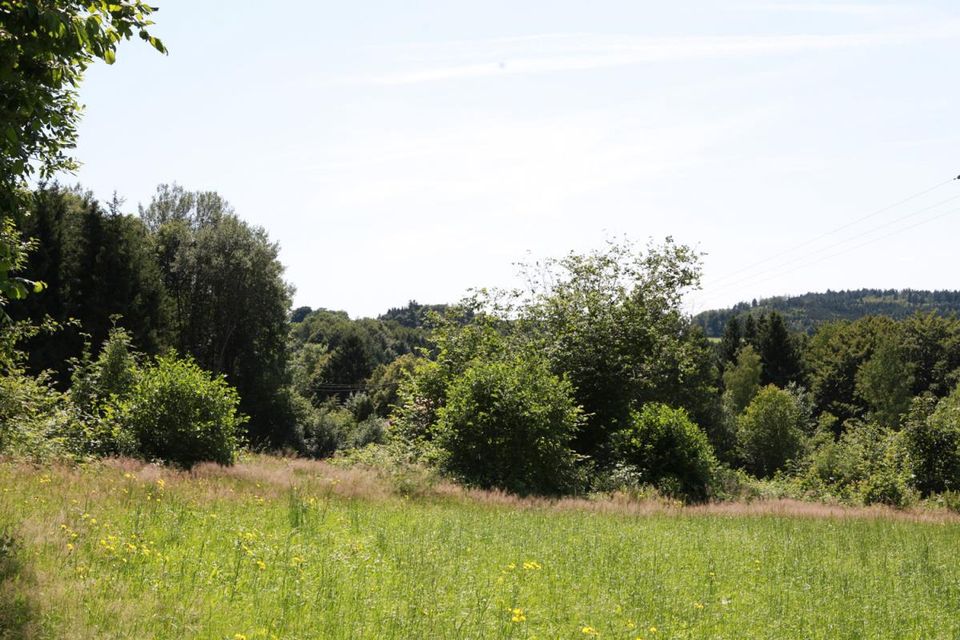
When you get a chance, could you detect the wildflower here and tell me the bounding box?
[510,607,526,622]
[66,543,74,551]
[522,560,542,571]
[256,559,267,571]
[694,602,704,609]
[649,626,658,634]
[234,635,247,640]
[582,626,599,636]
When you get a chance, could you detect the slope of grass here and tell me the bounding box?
[1,457,959,639]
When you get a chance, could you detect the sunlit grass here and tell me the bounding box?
[2,457,959,639]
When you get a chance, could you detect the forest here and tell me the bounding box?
[3,183,960,510]
[695,289,960,336]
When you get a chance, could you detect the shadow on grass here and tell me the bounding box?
[0,531,39,640]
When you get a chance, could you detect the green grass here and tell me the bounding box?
[1,458,959,639]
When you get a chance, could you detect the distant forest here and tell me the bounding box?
[695,289,960,337]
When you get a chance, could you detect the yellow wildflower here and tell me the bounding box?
[582,626,599,636]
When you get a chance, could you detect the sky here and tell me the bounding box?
[69,0,960,318]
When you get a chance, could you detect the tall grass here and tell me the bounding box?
[1,457,958,639]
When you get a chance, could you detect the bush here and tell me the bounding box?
[299,399,386,459]
[0,369,76,461]
[612,403,717,502]
[117,353,246,468]
[903,390,960,495]
[68,327,141,456]
[737,385,808,478]
[434,355,581,495]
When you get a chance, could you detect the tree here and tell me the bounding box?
[737,385,808,477]
[517,238,713,462]
[11,186,169,377]
[612,403,717,501]
[855,337,914,429]
[903,390,960,495]
[722,345,762,415]
[141,186,294,446]
[718,315,742,370]
[756,312,802,387]
[1,1,165,306]
[117,353,245,469]
[434,353,582,495]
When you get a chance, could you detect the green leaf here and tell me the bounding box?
[103,48,116,64]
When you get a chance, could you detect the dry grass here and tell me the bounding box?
[89,455,960,524]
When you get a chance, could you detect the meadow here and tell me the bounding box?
[2,457,959,640]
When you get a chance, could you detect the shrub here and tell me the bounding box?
[68,327,141,456]
[737,385,808,478]
[434,355,581,495]
[0,369,75,461]
[117,354,245,468]
[903,389,960,495]
[612,403,717,501]
[299,399,386,459]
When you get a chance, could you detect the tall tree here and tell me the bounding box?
[141,186,294,446]
[11,186,168,377]
[517,238,716,462]
[757,311,803,387]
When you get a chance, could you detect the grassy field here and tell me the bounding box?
[1,457,959,639]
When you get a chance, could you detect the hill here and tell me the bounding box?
[694,289,960,336]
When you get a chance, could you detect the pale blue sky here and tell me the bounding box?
[70,1,960,317]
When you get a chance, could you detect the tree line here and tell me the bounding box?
[696,289,960,337]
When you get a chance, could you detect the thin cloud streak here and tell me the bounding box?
[353,27,959,85]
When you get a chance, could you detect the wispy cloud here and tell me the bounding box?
[351,26,959,85]
[738,2,910,16]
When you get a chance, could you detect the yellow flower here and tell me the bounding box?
[510,608,526,623]
[649,626,658,634]
[694,602,704,609]
[234,635,247,640]
[582,626,599,636]
[256,559,267,571]
[522,560,542,570]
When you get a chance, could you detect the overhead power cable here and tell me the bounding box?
[703,191,960,298]
[708,176,957,288]
[697,202,960,308]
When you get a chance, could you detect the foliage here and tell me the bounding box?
[903,388,960,495]
[116,353,245,468]
[298,398,386,459]
[737,385,808,478]
[612,403,717,501]
[289,307,430,406]
[0,218,44,318]
[434,354,582,495]
[142,185,294,447]
[11,186,169,377]
[516,238,716,462]
[0,366,74,460]
[390,309,507,456]
[802,420,914,506]
[0,0,165,305]
[722,345,762,415]
[854,336,914,428]
[695,288,960,337]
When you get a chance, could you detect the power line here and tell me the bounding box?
[708,176,957,287]
[702,191,960,298]
[697,203,960,307]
